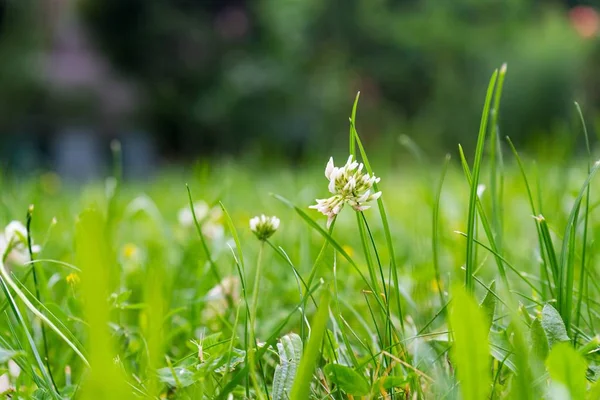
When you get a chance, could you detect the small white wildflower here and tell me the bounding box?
[1,221,41,266]
[201,276,241,326]
[178,201,209,227]
[477,184,486,198]
[249,215,280,241]
[178,201,225,240]
[7,360,20,378]
[310,155,382,228]
[5,221,27,245]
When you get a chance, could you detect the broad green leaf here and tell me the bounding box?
[157,366,197,388]
[547,342,587,400]
[489,330,517,373]
[323,364,370,396]
[541,304,569,348]
[289,288,331,400]
[272,333,303,400]
[480,281,497,332]
[530,318,549,361]
[450,285,491,400]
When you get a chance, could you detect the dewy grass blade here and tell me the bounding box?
[465,69,499,292]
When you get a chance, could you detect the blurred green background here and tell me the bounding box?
[1,0,600,173]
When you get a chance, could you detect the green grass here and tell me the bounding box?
[1,70,600,399]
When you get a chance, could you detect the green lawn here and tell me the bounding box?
[1,71,600,399]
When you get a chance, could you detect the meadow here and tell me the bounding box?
[1,68,600,399]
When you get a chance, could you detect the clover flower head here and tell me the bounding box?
[249,215,280,241]
[310,156,382,228]
[5,221,28,245]
[178,201,225,240]
[1,221,41,266]
[202,275,241,326]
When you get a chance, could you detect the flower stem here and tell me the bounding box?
[248,242,266,400]
[27,207,59,394]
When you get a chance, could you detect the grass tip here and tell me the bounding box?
[500,63,507,74]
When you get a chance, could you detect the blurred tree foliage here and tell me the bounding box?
[0,0,45,132]
[27,0,600,157]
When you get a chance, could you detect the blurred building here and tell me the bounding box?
[3,0,154,180]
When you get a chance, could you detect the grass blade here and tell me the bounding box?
[449,285,491,400]
[465,69,499,292]
[289,287,331,400]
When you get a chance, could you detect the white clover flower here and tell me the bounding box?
[178,201,225,240]
[310,156,382,228]
[249,215,280,241]
[201,275,241,326]
[178,201,209,227]
[1,220,41,266]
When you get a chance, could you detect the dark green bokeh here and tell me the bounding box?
[0,0,599,160]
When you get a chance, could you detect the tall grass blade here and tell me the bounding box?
[350,116,405,332]
[489,64,507,250]
[546,342,587,400]
[432,154,451,308]
[75,209,129,398]
[289,288,331,400]
[558,159,600,333]
[465,69,499,292]
[449,285,491,400]
[573,102,592,344]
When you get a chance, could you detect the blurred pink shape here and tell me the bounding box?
[569,6,600,39]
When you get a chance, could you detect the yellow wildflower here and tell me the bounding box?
[66,273,80,286]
